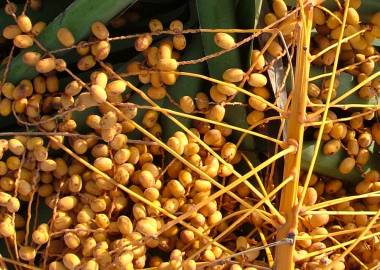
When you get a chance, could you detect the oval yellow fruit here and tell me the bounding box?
[35,58,56,73]
[57,27,75,47]
[91,21,109,40]
[13,34,33,48]
[214,32,235,50]
[248,73,267,87]
[17,15,32,33]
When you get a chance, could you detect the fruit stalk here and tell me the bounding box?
[274,2,314,269]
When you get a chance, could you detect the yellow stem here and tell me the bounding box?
[328,236,368,270]
[11,152,25,261]
[308,103,380,109]
[188,174,294,260]
[120,70,283,113]
[305,210,379,216]
[317,5,343,24]
[160,146,295,236]
[310,30,366,61]
[204,208,273,233]
[309,70,380,118]
[236,116,283,149]
[241,153,268,198]
[298,0,308,34]
[175,71,282,113]
[298,0,349,214]
[138,105,285,146]
[309,55,380,81]
[305,191,380,211]
[189,210,254,260]
[296,225,374,240]
[275,1,313,268]
[333,0,342,9]
[268,95,292,191]
[323,209,380,269]
[258,227,274,268]
[305,109,377,126]
[298,231,380,260]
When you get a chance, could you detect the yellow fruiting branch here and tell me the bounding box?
[137,105,285,145]
[305,191,380,211]
[48,135,235,254]
[275,1,314,269]
[309,69,380,118]
[104,65,286,220]
[188,173,294,261]
[310,29,366,61]
[324,210,380,269]
[258,227,275,268]
[299,0,350,208]
[328,236,368,270]
[297,230,380,260]
[120,70,283,113]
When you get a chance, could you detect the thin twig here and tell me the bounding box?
[0,131,159,145]
[1,45,15,85]
[198,238,293,269]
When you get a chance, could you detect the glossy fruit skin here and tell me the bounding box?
[36,58,56,73]
[91,21,109,40]
[17,15,32,33]
[57,27,75,47]
[214,33,236,50]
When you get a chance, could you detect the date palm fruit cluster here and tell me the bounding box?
[0,0,380,270]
